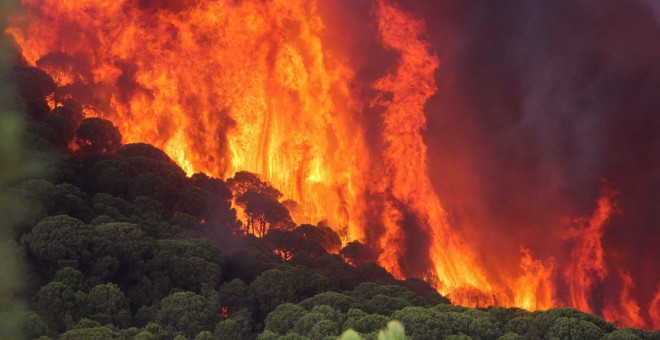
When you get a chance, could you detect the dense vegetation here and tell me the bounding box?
[2,63,659,340]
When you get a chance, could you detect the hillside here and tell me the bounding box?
[1,59,659,339]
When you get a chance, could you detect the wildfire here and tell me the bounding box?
[5,0,658,330]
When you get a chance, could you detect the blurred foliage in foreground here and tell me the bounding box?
[1,0,26,338]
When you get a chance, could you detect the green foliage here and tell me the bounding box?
[600,328,644,340]
[503,316,533,336]
[526,308,613,339]
[88,222,157,284]
[339,329,364,340]
[53,267,87,292]
[377,321,406,340]
[299,292,360,312]
[156,291,219,338]
[141,322,169,340]
[22,215,92,271]
[310,319,342,339]
[344,313,390,335]
[194,330,214,340]
[8,179,93,236]
[468,316,501,340]
[157,239,222,292]
[73,318,101,329]
[445,335,473,340]
[264,303,307,335]
[4,62,655,340]
[218,279,257,315]
[20,311,50,339]
[215,319,245,339]
[293,307,337,336]
[118,327,142,338]
[35,281,85,331]
[496,332,523,340]
[391,307,449,339]
[364,294,411,316]
[257,330,280,340]
[546,316,604,340]
[251,267,335,315]
[486,307,530,328]
[59,326,116,340]
[87,283,130,327]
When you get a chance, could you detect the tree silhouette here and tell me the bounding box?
[237,190,294,237]
[73,118,122,156]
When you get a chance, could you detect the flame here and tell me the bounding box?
[372,0,494,306]
[602,271,646,329]
[7,0,369,241]
[5,0,658,330]
[512,247,555,310]
[650,287,660,330]
[563,186,617,313]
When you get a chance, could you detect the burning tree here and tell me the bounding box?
[236,190,294,237]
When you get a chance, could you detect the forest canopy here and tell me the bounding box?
[0,43,658,340]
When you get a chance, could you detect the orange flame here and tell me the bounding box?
[7,0,369,242]
[602,271,646,329]
[649,287,660,330]
[373,0,495,306]
[563,186,617,313]
[512,247,555,310]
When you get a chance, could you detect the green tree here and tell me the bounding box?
[601,329,644,340]
[157,239,222,292]
[59,326,116,340]
[468,316,502,340]
[87,283,130,327]
[156,291,218,338]
[251,267,335,315]
[214,319,245,339]
[218,279,257,315]
[299,292,360,312]
[141,322,169,340]
[194,330,214,340]
[53,266,87,292]
[73,318,101,329]
[526,308,613,339]
[293,305,342,336]
[343,313,389,335]
[391,307,449,339]
[310,319,342,339]
[264,303,307,335]
[503,316,532,336]
[88,222,157,284]
[22,215,92,271]
[363,294,411,315]
[35,281,84,331]
[546,317,604,340]
[20,311,50,339]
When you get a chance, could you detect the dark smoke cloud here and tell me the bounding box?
[393,0,659,317]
